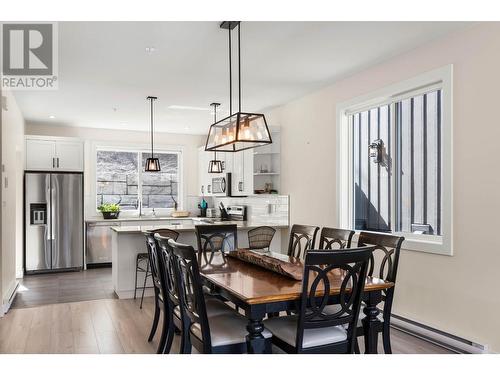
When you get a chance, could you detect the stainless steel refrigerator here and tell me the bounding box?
[24,172,84,274]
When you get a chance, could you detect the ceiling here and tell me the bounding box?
[15,21,469,135]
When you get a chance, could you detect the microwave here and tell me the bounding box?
[211,173,232,196]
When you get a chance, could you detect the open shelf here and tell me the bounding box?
[253,131,281,194]
[254,151,280,155]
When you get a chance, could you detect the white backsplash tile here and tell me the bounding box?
[186,195,289,226]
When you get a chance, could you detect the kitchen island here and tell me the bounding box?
[110,221,288,299]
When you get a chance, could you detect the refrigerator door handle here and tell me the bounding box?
[45,174,53,269]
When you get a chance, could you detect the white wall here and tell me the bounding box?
[266,23,500,352]
[1,89,25,309]
[25,123,205,217]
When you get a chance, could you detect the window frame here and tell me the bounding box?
[336,65,453,256]
[90,141,184,218]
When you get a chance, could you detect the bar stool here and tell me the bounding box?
[134,252,152,309]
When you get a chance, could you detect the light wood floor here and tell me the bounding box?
[0,297,452,354]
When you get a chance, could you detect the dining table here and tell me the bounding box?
[199,251,394,354]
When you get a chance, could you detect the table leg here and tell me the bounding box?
[246,318,269,354]
[361,290,383,354]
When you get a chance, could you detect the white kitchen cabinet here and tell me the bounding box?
[231,148,253,196]
[198,147,213,196]
[26,137,84,171]
[26,139,57,170]
[198,147,253,196]
[55,141,84,171]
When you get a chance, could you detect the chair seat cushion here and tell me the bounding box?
[322,304,366,328]
[190,313,272,348]
[264,315,347,349]
[173,298,234,319]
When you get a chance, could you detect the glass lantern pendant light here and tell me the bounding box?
[205,21,272,152]
[208,102,224,173]
[145,96,161,172]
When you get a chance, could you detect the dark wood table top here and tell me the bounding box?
[199,253,394,305]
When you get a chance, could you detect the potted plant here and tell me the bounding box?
[98,203,121,219]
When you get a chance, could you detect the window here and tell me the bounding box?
[140,152,179,210]
[337,66,452,255]
[96,151,138,210]
[96,149,181,213]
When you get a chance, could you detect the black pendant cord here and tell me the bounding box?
[229,27,232,116]
[212,103,218,159]
[238,22,241,113]
[150,97,154,158]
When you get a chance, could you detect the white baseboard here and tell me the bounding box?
[1,280,20,315]
[115,289,155,300]
[391,314,489,354]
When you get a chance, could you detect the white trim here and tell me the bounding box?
[25,134,83,143]
[336,65,453,256]
[1,280,19,315]
[89,140,185,218]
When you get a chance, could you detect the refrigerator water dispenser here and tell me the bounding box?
[30,203,47,225]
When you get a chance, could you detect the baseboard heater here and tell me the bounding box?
[391,314,489,354]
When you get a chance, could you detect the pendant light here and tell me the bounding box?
[145,96,161,172]
[205,21,272,152]
[208,102,224,173]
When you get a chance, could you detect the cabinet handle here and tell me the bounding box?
[201,185,204,194]
[52,158,55,168]
[207,185,211,194]
[56,158,59,168]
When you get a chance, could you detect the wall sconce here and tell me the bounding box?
[369,139,384,164]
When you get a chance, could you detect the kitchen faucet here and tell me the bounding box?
[135,199,143,217]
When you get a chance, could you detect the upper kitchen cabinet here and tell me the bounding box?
[231,148,253,196]
[25,139,56,170]
[198,146,211,195]
[197,146,253,196]
[26,136,84,171]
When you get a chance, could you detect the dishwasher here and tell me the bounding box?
[86,221,120,266]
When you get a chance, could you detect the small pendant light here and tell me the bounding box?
[208,102,224,173]
[145,96,161,172]
[205,21,272,153]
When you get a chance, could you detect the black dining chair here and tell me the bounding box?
[264,247,374,353]
[143,229,179,353]
[195,224,238,264]
[155,233,234,354]
[248,226,276,251]
[318,227,355,250]
[354,231,405,354]
[169,239,272,354]
[287,224,320,258]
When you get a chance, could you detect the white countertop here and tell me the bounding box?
[110,221,288,234]
[85,216,197,223]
